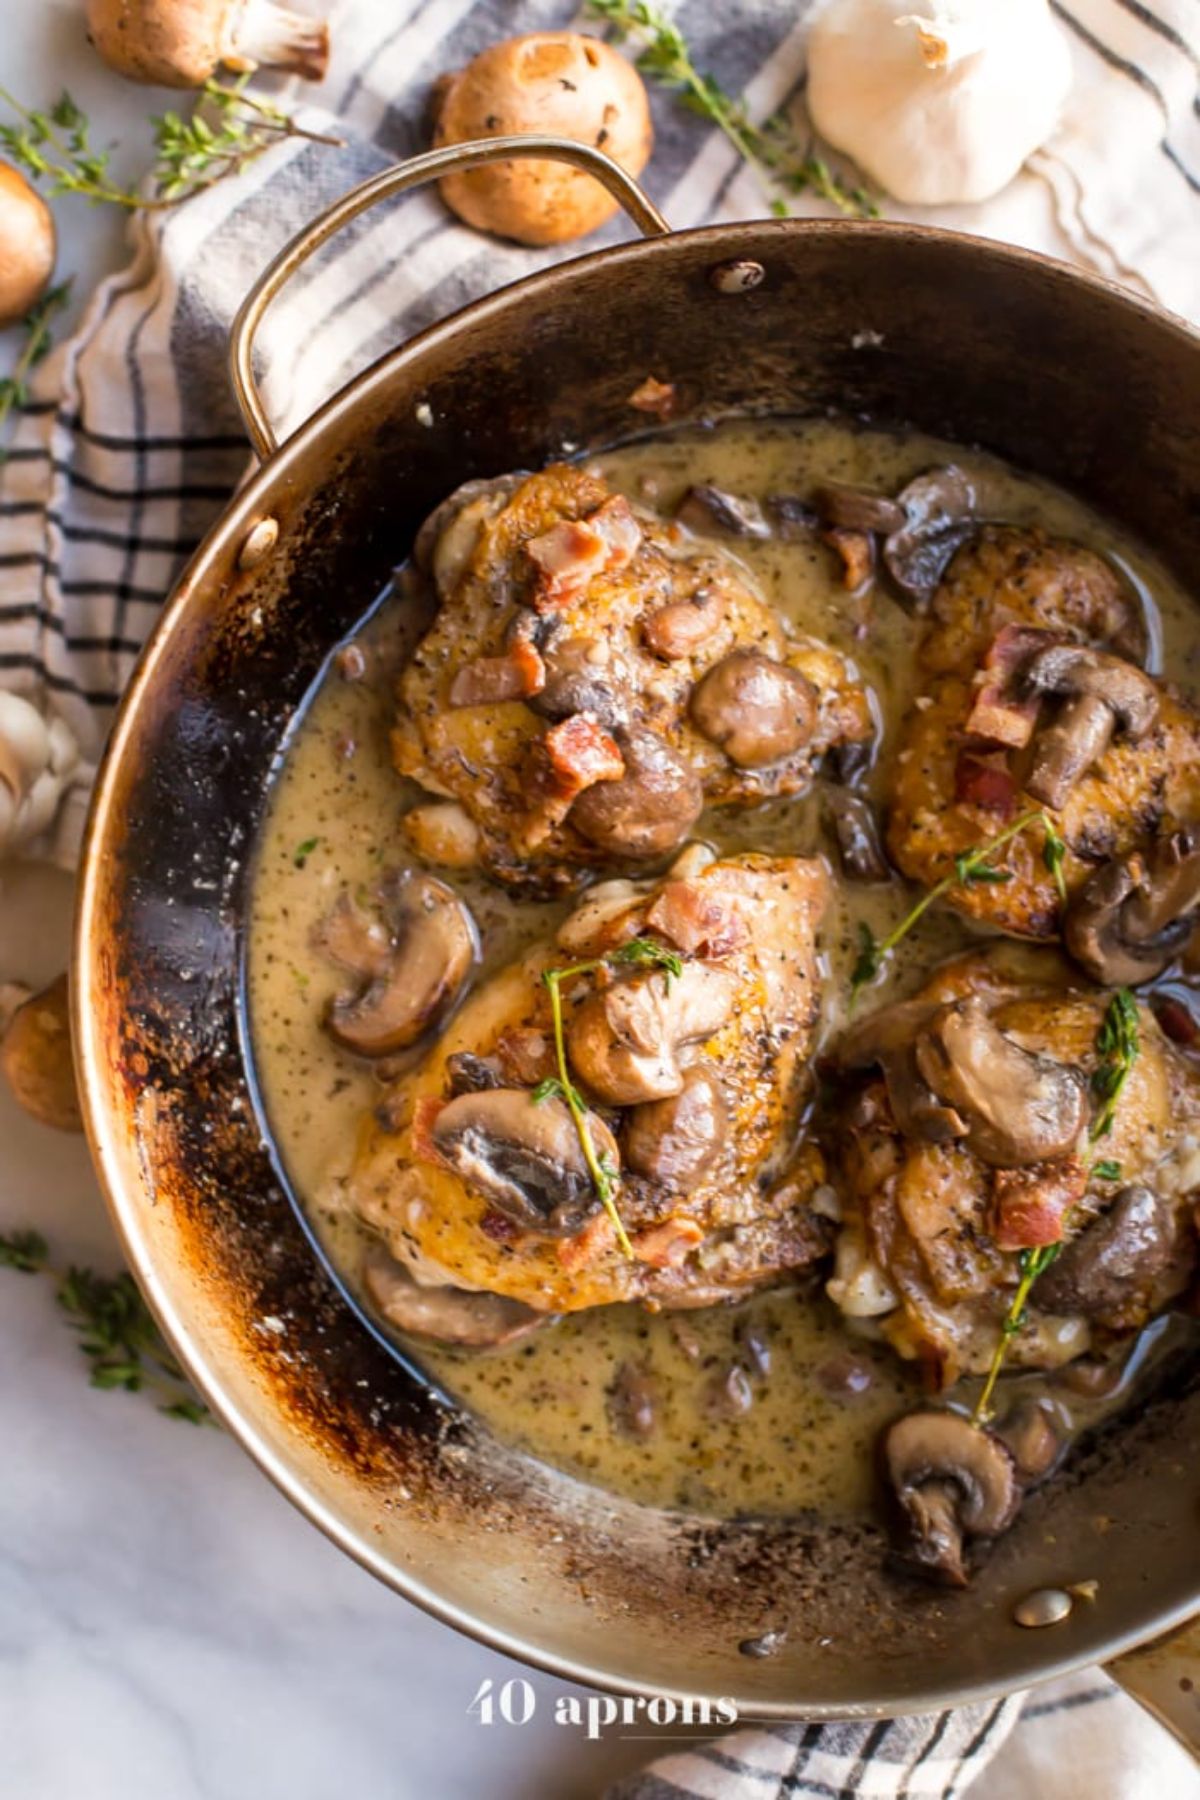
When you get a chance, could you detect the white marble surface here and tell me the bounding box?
[2,7,1200,1799]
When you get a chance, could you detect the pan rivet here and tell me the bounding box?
[1013,1588,1073,1629]
[238,517,279,571]
[709,259,765,295]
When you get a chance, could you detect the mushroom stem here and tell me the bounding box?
[1026,692,1115,811]
[233,1,330,78]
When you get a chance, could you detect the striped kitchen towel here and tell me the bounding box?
[0,3,1199,1790]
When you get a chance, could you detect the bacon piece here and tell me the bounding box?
[496,1026,555,1085]
[525,495,642,611]
[992,1158,1087,1252]
[632,1215,705,1268]
[557,1211,617,1271]
[544,714,624,794]
[447,638,545,707]
[412,1094,447,1166]
[965,625,1059,747]
[955,750,1017,817]
[626,375,677,419]
[643,589,725,659]
[822,525,874,591]
[645,879,748,959]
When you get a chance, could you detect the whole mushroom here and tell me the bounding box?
[689,650,818,768]
[0,163,55,327]
[569,726,704,859]
[1065,832,1200,987]
[85,0,329,87]
[0,974,82,1132]
[431,34,653,246]
[1022,644,1159,812]
[568,960,735,1106]
[882,1409,1020,1586]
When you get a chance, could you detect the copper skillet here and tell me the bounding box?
[73,135,1200,1743]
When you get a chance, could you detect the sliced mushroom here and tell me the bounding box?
[689,650,818,768]
[530,670,622,728]
[1023,645,1159,811]
[883,467,976,609]
[822,787,891,882]
[569,725,703,859]
[445,1051,506,1095]
[362,1246,548,1347]
[568,961,735,1106]
[413,474,523,596]
[1065,832,1200,986]
[838,999,968,1144]
[676,484,771,540]
[882,1409,1019,1587]
[1033,1183,1188,1320]
[914,999,1088,1167]
[624,1065,728,1186]
[323,872,477,1057]
[429,1086,617,1236]
[643,588,726,660]
[813,482,906,535]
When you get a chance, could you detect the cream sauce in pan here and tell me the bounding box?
[246,417,1200,1519]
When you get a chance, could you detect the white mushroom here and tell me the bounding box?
[0,163,55,327]
[0,693,81,858]
[84,0,329,88]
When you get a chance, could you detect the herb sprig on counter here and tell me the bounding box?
[0,80,341,212]
[585,0,878,219]
[0,280,71,460]
[850,808,1069,999]
[972,989,1140,1424]
[0,1229,212,1424]
[537,936,683,1260]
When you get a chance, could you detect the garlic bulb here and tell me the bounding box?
[0,693,80,857]
[807,0,1072,207]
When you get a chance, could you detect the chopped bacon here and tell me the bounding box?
[822,526,874,591]
[543,713,625,794]
[643,589,725,659]
[412,1095,447,1165]
[447,638,545,707]
[991,1158,1087,1252]
[626,375,677,419]
[496,1026,555,1085]
[631,1215,705,1269]
[645,879,748,959]
[525,496,642,611]
[965,625,1059,747]
[557,1211,617,1271]
[955,750,1017,817]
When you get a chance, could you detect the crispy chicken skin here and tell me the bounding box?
[346,850,833,1315]
[393,466,872,892]
[887,526,1200,937]
[825,949,1200,1387]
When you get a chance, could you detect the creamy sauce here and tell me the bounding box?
[246,416,1200,1520]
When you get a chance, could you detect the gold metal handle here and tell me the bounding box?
[1106,1614,1200,1758]
[229,134,671,461]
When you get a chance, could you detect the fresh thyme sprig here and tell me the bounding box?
[850,809,1069,999]
[0,1229,211,1424]
[585,0,878,219]
[1090,987,1139,1142]
[972,990,1140,1423]
[0,81,341,212]
[538,936,684,1260]
[0,279,70,459]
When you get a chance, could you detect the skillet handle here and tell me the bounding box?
[1105,1614,1200,1756]
[229,134,671,461]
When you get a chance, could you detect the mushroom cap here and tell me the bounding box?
[430,1086,617,1236]
[0,973,82,1132]
[324,871,477,1057]
[883,467,976,609]
[624,1065,728,1186]
[1065,833,1200,987]
[689,650,818,769]
[883,1409,1020,1586]
[362,1244,549,1345]
[567,960,736,1106]
[915,998,1089,1167]
[569,725,703,859]
[432,34,653,247]
[0,162,55,328]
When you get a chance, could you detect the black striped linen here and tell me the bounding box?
[0,3,1196,1783]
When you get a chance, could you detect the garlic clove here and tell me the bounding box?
[807,0,1073,208]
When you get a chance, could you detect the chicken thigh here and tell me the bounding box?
[392,465,872,893]
[345,848,833,1322]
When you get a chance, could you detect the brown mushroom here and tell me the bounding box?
[624,1065,728,1186]
[567,961,735,1106]
[414,474,523,597]
[812,482,906,535]
[531,670,622,728]
[1065,832,1200,986]
[1033,1183,1189,1322]
[0,164,55,327]
[838,999,969,1145]
[822,787,890,882]
[322,872,477,1057]
[676,485,771,540]
[432,34,653,246]
[914,999,1088,1167]
[882,1409,1020,1587]
[689,650,818,768]
[84,0,328,87]
[363,1245,548,1347]
[0,973,81,1132]
[1023,644,1159,811]
[569,725,703,859]
[882,466,976,609]
[430,1086,617,1236]
[400,800,481,870]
